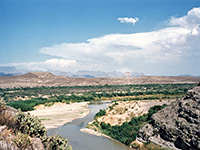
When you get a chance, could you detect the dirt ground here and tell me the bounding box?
[97,99,175,126]
[29,102,90,129]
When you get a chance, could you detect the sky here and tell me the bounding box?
[0,0,200,76]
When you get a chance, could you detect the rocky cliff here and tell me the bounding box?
[138,83,200,150]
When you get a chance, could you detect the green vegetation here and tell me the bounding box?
[94,109,106,119]
[7,94,95,111]
[1,83,195,101]
[0,100,72,150]
[92,104,167,147]
[0,99,6,111]
[14,111,72,149]
[109,101,119,110]
[13,132,31,150]
[7,98,51,111]
[46,135,72,150]
[2,83,195,111]
[15,111,47,141]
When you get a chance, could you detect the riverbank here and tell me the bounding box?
[29,102,90,129]
[81,128,118,141]
[80,128,133,149]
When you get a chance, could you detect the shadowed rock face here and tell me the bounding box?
[138,84,200,150]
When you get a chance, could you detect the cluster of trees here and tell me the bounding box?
[93,104,167,146]
[0,83,195,102]
[7,98,51,111]
[3,83,195,111]
[7,94,95,111]
[94,109,106,119]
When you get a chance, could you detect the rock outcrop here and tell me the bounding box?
[138,84,200,150]
[0,106,44,150]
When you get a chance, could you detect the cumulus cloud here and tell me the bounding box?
[40,28,194,71]
[117,17,139,25]
[2,8,200,75]
[40,8,200,75]
[170,7,200,29]
[4,59,78,72]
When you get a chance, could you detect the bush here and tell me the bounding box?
[46,135,72,150]
[95,109,106,119]
[7,98,48,111]
[13,132,31,150]
[1,101,72,150]
[0,100,6,112]
[147,104,167,120]
[15,111,47,141]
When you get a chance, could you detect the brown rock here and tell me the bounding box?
[31,138,44,150]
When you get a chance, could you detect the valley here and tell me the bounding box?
[0,72,199,150]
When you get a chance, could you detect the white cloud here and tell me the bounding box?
[117,17,139,25]
[40,26,193,66]
[2,8,200,75]
[170,7,200,29]
[40,8,200,75]
[4,59,78,72]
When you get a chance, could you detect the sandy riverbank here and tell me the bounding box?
[81,128,105,136]
[80,128,128,146]
[29,102,90,129]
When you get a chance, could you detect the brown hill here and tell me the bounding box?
[0,72,200,89]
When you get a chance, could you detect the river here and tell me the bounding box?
[48,102,132,150]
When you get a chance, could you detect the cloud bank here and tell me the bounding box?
[117,17,139,25]
[3,59,77,72]
[3,8,200,75]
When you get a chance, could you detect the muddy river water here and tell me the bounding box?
[48,102,132,150]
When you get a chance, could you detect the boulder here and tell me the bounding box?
[31,138,45,150]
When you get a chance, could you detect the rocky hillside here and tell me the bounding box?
[0,72,200,89]
[138,83,200,150]
[0,101,72,150]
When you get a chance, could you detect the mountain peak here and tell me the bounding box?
[22,72,55,78]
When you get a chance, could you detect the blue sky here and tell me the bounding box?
[0,0,200,75]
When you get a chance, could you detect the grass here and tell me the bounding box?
[39,118,51,121]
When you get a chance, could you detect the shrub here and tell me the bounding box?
[1,101,72,150]
[15,111,47,141]
[46,135,72,150]
[95,109,106,119]
[12,132,31,150]
[147,104,167,120]
[0,100,6,112]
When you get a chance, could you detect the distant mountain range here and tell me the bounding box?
[0,66,22,76]
[51,70,145,78]
[0,67,145,78]
[0,66,199,78]
[0,72,200,89]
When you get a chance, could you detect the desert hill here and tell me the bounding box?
[0,72,200,89]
